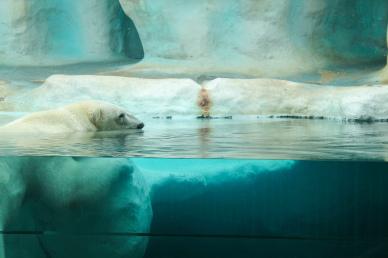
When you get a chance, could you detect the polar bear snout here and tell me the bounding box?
[118,112,144,130]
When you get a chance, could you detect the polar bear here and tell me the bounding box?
[0,100,144,134]
[0,156,152,258]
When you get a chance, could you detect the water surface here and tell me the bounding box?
[1,115,388,160]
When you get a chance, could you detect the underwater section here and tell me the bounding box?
[1,156,388,257]
[141,158,388,258]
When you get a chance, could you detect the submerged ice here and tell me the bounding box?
[145,159,388,258]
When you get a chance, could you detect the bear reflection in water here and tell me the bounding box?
[0,156,152,258]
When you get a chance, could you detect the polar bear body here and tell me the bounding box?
[0,156,152,258]
[1,100,144,134]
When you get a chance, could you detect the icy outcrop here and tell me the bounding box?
[0,0,141,66]
[119,0,388,77]
[12,75,388,121]
[0,156,152,258]
[205,78,388,121]
[13,75,200,115]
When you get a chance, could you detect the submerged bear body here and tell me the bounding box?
[0,156,152,258]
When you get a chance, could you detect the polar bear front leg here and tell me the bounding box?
[27,157,152,258]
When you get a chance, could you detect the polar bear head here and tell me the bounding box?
[69,100,144,131]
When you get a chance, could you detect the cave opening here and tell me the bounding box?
[316,0,388,68]
[114,2,144,61]
[290,0,388,70]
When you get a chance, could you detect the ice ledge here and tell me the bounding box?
[8,75,388,121]
[205,78,388,121]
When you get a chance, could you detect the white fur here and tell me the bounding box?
[0,156,152,258]
[0,100,143,134]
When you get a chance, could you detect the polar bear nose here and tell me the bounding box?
[137,122,144,129]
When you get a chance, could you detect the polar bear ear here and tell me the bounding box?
[90,108,103,126]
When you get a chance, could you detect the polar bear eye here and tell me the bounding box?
[117,113,126,125]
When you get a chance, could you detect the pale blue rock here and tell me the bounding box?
[0,0,142,66]
[119,0,388,78]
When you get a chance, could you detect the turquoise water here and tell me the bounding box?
[2,99,388,257]
[1,117,388,160]
[1,156,388,257]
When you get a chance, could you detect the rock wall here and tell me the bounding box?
[0,0,386,78]
[0,0,143,66]
[119,0,388,77]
